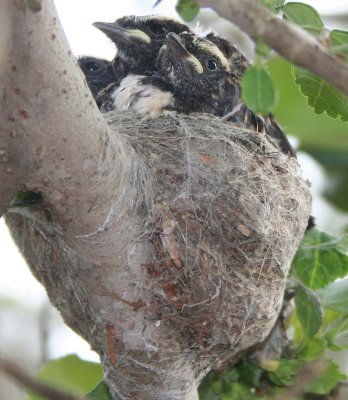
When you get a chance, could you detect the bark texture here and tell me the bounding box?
[1,1,312,399]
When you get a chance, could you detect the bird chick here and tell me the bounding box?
[205,32,250,79]
[78,56,115,100]
[205,33,296,158]
[110,30,296,157]
[93,15,191,112]
[111,32,241,116]
[158,32,242,114]
[93,15,192,85]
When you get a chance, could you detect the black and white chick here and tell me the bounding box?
[93,15,192,110]
[78,56,115,99]
[111,32,241,117]
[206,33,296,158]
[108,29,296,157]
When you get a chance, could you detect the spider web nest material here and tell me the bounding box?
[6,112,311,400]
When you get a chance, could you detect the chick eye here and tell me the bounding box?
[85,61,101,72]
[148,22,167,35]
[207,59,218,71]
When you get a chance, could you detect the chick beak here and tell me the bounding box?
[165,33,203,74]
[93,22,151,44]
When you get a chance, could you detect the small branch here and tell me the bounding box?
[0,358,82,400]
[198,0,348,96]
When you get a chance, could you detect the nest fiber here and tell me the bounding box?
[6,112,311,400]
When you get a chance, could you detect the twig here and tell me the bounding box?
[0,357,82,400]
[274,359,327,400]
[198,0,348,96]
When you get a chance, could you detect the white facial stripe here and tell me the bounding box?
[186,54,204,74]
[198,41,229,69]
[127,29,151,43]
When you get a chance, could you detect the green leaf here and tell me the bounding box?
[255,39,271,58]
[221,383,255,400]
[337,236,348,256]
[175,0,199,22]
[292,229,348,290]
[199,372,220,400]
[268,359,304,386]
[231,361,262,387]
[290,307,305,348]
[322,316,348,350]
[295,284,323,341]
[241,65,277,114]
[330,29,348,62]
[299,338,327,359]
[281,2,324,34]
[261,0,285,12]
[317,278,348,314]
[85,381,112,400]
[293,67,348,121]
[268,58,348,152]
[10,191,42,207]
[29,354,103,400]
[211,375,223,395]
[199,386,220,400]
[305,359,346,395]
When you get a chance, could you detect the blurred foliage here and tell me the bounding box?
[28,354,103,400]
[261,0,285,13]
[176,0,199,21]
[268,58,348,211]
[292,228,348,290]
[282,2,324,34]
[86,381,113,400]
[330,29,348,61]
[268,58,348,151]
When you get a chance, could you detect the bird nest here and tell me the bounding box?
[6,112,311,400]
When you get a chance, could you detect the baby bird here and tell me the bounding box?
[107,29,295,157]
[78,56,114,99]
[206,33,296,158]
[93,15,191,84]
[112,32,241,116]
[159,32,242,114]
[93,15,191,111]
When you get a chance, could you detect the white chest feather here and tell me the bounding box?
[112,75,174,116]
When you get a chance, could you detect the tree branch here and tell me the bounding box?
[198,0,348,96]
[0,358,82,400]
[0,0,132,263]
